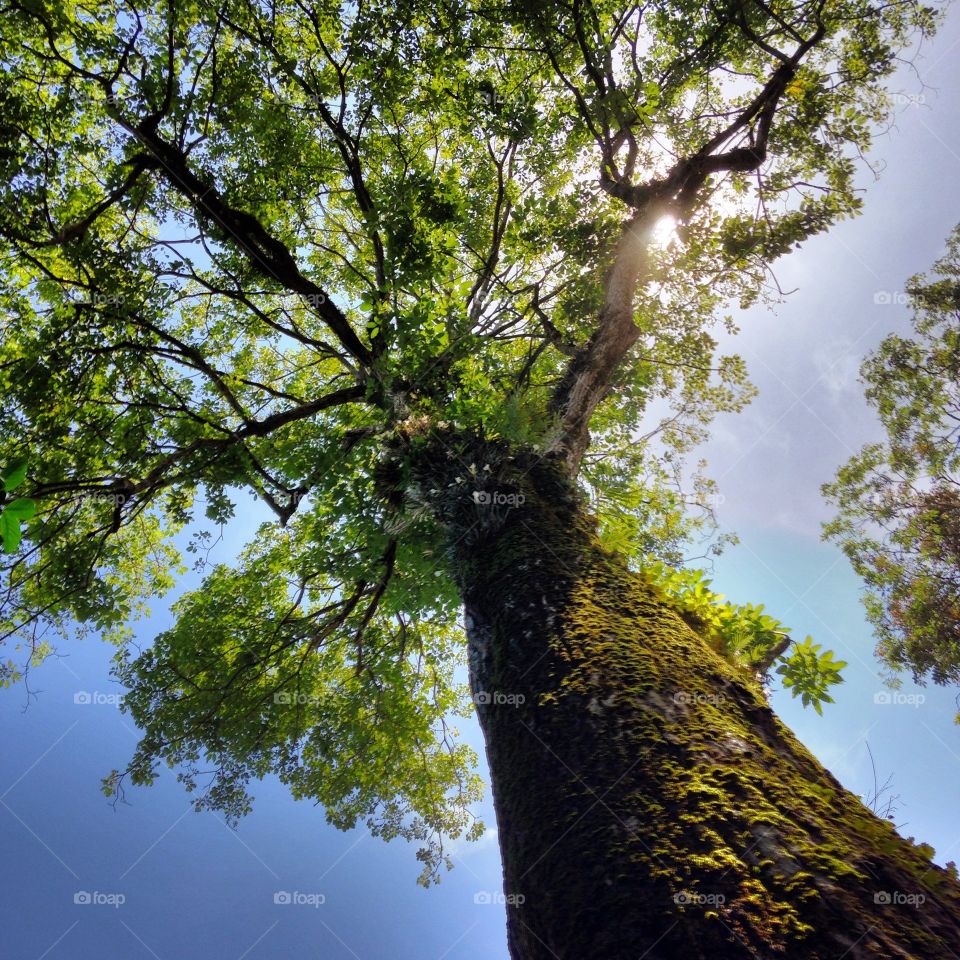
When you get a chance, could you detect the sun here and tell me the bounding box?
[652,214,679,249]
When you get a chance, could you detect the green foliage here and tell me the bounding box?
[644,560,847,710]
[0,457,53,684]
[1,457,28,493]
[588,350,754,565]
[775,638,847,715]
[113,527,482,885]
[824,225,960,703]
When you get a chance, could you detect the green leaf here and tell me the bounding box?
[0,511,22,553]
[1,457,28,492]
[3,497,36,521]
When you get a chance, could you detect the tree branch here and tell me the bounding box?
[551,24,826,472]
[106,109,373,368]
[31,384,367,506]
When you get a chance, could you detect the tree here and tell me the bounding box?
[2,0,960,956]
[824,224,960,707]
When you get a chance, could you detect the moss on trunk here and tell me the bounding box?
[423,442,960,959]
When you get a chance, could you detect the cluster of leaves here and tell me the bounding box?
[112,519,481,885]
[774,636,847,715]
[587,347,754,566]
[824,224,960,703]
[645,561,847,712]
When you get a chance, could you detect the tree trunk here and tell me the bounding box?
[428,443,960,959]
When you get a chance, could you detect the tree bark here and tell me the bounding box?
[428,444,960,959]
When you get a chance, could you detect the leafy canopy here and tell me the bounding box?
[824,224,960,706]
[0,0,934,879]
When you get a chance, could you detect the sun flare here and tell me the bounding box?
[652,214,679,249]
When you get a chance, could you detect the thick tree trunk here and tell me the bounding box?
[425,444,960,959]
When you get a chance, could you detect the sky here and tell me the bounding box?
[2,11,960,960]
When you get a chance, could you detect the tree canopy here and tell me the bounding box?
[824,223,960,704]
[0,0,936,880]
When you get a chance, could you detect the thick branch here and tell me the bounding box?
[547,205,663,470]
[108,112,373,368]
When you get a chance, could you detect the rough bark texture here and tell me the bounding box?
[415,439,960,960]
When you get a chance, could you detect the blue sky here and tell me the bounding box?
[3,11,960,959]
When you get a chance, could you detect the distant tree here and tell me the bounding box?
[825,225,960,701]
[3,1,960,957]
